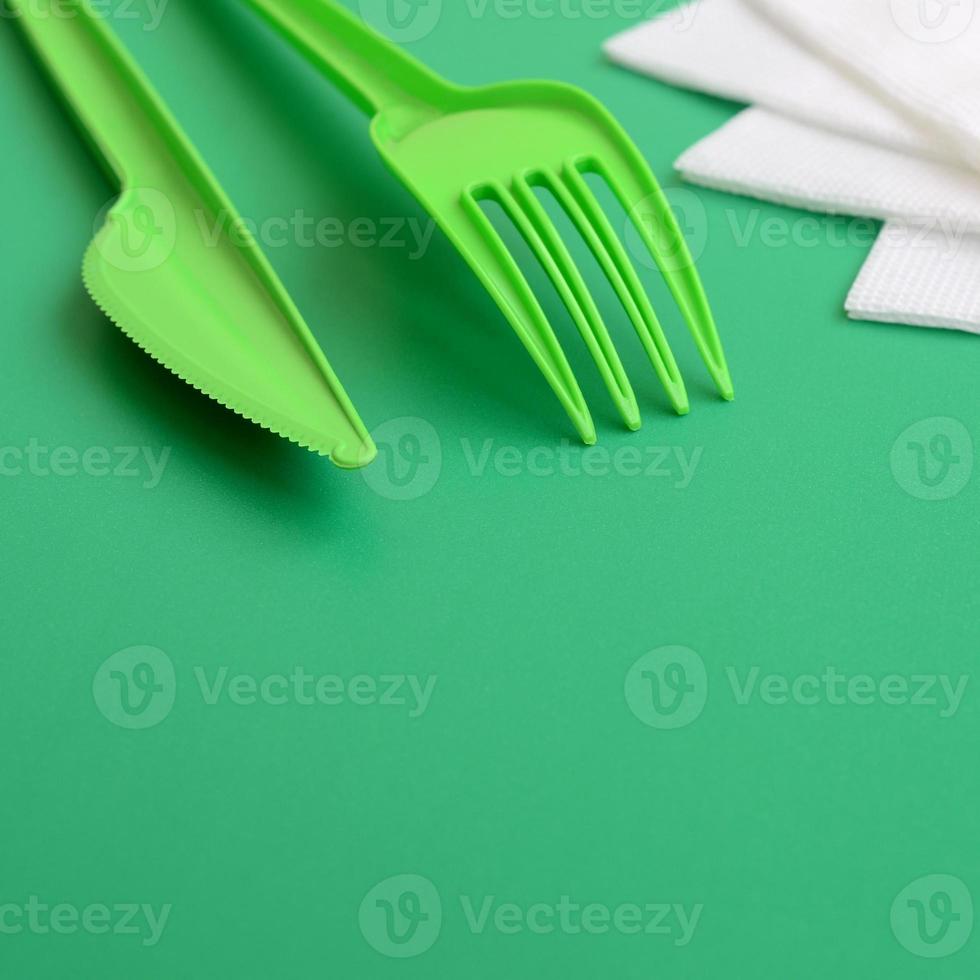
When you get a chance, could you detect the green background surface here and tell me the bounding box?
[2,0,978,976]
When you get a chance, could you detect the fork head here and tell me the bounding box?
[369,80,734,443]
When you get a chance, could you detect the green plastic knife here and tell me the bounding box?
[11,0,376,468]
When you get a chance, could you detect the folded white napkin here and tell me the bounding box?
[849,223,980,333]
[676,109,980,233]
[748,0,980,169]
[605,0,980,334]
[604,0,928,157]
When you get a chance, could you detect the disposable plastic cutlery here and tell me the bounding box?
[243,0,734,442]
[12,0,375,467]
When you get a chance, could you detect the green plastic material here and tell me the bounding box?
[12,0,376,468]
[243,0,735,443]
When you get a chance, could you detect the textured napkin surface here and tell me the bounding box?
[676,108,980,232]
[847,224,980,333]
[747,0,980,169]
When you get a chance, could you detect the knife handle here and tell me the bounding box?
[11,0,175,187]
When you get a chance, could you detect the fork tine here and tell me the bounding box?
[551,166,689,416]
[460,189,596,444]
[586,157,735,402]
[498,176,641,431]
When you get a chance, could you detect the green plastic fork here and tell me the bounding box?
[243,0,734,443]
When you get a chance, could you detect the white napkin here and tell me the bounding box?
[748,0,980,169]
[604,0,928,157]
[849,223,980,333]
[605,0,980,334]
[676,109,980,233]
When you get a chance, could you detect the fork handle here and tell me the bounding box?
[241,0,452,115]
